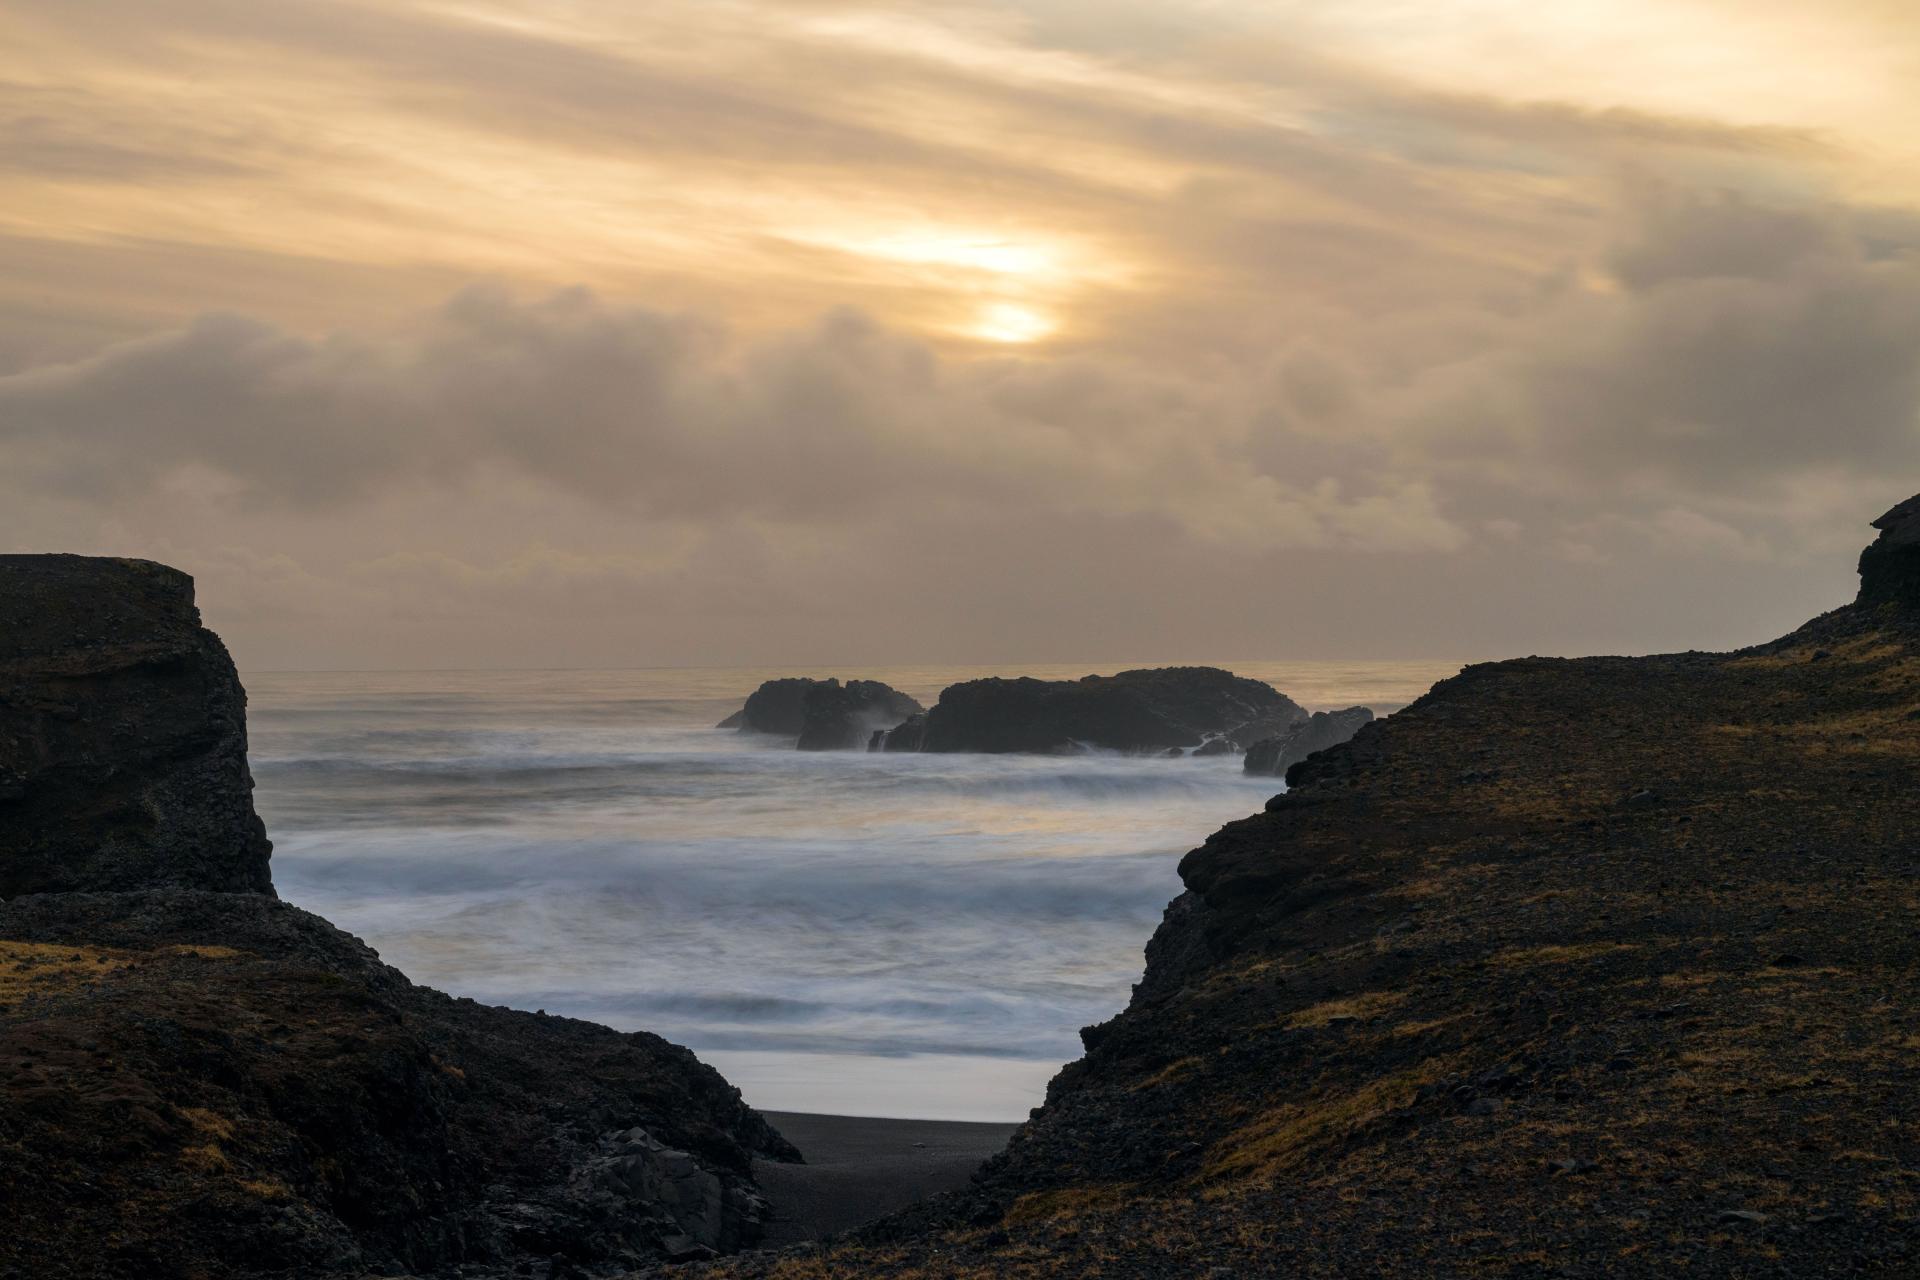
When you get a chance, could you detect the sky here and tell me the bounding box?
[4,0,1920,671]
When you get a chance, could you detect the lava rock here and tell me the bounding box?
[0,555,274,897]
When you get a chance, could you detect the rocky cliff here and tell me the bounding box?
[0,556,796,1280]
[0,555,272,897]
[700,498,1920,1277]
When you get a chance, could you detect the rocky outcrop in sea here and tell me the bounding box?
[718,677,923,750]
[874,666,1306,755]
[1242,705,1375,776]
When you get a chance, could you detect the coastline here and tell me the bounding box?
[752,1112,1019,1247]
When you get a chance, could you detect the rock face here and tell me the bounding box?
[0,557,798,1279]
[704,494,1920,1279]
[0,891,796,1278]
[720,677,922,749]
[878,667,1305,755]
[1856,493,1920,606]
[1242,705,1376,777]
[0,555,273,898]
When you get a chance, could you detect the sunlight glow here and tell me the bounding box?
[973,302,1055,343]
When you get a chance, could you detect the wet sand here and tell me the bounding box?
[753,1111,1021,1247]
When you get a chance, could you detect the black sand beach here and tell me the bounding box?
[753,1112,1020,1246]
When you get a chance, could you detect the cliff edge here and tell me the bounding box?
[0,556,797,1280]
[0,555,272,897]
[701,498,1920,1277]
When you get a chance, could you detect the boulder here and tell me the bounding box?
[0,555,273,897]
[1243,706,1376,777]
[882,667,1305,754]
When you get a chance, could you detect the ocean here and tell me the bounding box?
[246,659,1461,1121]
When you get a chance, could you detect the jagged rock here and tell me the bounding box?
[0,555,273,897]
[720,677,922,748]
[1858,494,1920,606]
[1242,706,1376,777]
[880,667,1305,754]
[796,681,925,751]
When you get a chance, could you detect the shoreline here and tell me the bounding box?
[752,1111,1020,1247]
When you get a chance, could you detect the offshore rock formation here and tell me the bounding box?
[1243,705,1376,777]
[718,677,922,750]
[796,681,925,751]
[704,494,1920,1279]
[0,556,796,1280]
[876,667,1305,755]
[0,555,273,898]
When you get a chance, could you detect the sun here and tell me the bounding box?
[973,302,1055,344]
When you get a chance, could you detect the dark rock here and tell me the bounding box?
[1243,706,1375,777]
[0,559,796,1277]
[720,677,921,747]
[871,714,926,752]
[0,555,273,898]
[1719,1209,1770,1226]
[0,889,797,1276]
[1858,494,1920,606]
[887,667,1305,755]
[795,681,925,751]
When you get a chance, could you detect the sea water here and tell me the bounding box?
[247,660,1459,1121]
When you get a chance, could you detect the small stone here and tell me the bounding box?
[1626,789,1660,808]
[1717,1209,1769,1226]
[1465,1097,1504,1116]
[1606,1055,1636,1072]
[1547,1157,1598,1176]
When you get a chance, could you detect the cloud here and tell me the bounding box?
[3,2,1920,667]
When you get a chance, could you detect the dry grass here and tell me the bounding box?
[1286,991,1405,1028]
[1202,1058,1453,1182]
[1002,1184,1134,1225]
[0,940,118,999]
[1489,942,1633,968]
